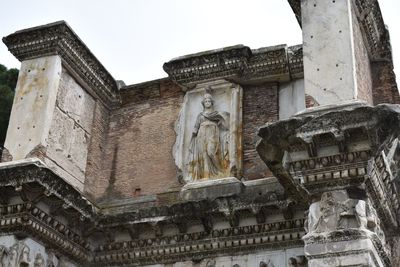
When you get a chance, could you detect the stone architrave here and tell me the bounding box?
[174,80,242,183]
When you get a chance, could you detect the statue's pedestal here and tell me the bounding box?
[180,177,243,201]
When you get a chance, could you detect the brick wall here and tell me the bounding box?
[86,79,282,200]
[84,100,110,200]
[352,4,374,105]
[94,80,183,200]
[242,83,279,180]
[372,61,400,105]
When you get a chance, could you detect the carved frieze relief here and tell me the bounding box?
[304,191,381,236]
[94,218,305,266]
[163,44,303,87]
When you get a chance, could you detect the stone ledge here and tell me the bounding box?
[0,158,97,220]
[304,231,389,267]
[180,177,243,201]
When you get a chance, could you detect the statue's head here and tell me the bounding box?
[201,93,214,108]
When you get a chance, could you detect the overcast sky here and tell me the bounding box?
[1,0,399,85]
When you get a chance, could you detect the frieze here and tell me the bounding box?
[353,0,392,61]
[241,45,289,82]
[2,21,119,107]
[0,161,303,265]
[289,150,370,191]
[0,203,91,263]
[163,45,251,87]
[94,219,305,266]
[288,45,303,79]
[366,155,400,229]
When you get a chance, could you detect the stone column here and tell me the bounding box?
[301,0,373,105]
[2,56,62,161]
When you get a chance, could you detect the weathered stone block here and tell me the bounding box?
[180,177,243,201]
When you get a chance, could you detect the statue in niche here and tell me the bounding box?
[188,93,230,180]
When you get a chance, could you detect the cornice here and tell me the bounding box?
[0,159,97,220]
[2,21,119,108]
[163,44,303,87]
[0,203,91,263]
[97,189,289,227]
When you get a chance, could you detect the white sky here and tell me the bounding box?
[1,0,399,86]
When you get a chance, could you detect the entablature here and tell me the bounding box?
[257,104,400,230]
[163,44,303,88]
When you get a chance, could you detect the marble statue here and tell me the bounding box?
[188,93,230,180]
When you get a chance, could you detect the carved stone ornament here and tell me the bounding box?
[163,44,303,87]
[34,253,45,267]
[173,80,242,183]
[304,190,380,236]
[8,241,31,267]
[0,245,8,267]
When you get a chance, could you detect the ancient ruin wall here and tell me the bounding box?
[89,80,282,200]
[372,61,400,105]
[45,69,95,191]
[96,80,183,199]
[84,99,110,200]
[352,3,373,104]
[242,83,278,180]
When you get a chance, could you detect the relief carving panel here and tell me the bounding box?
[174,80,242,183]
[304,190,382,238]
